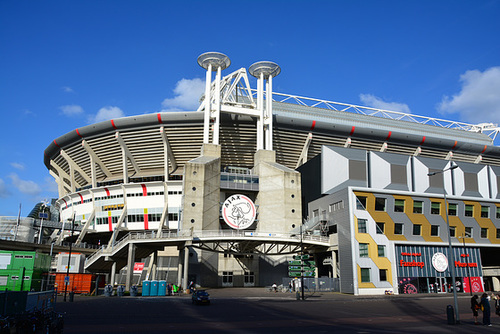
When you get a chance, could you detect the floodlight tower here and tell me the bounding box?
[249,61,281,151]
[197,52,231,145]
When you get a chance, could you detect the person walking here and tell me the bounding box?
[471,295,480,325]
[495,294,500,316]
[480,293,492,326]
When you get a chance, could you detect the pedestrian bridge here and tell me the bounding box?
[85,229,331,272]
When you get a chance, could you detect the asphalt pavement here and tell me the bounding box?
[54,288,500,333]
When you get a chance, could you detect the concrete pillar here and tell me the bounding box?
[182,245,189,290]
[125,243,136,291]
[110,262,117,286]
[177,248,183,287]
[331,250,338,278]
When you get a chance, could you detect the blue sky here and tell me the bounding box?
[1,0,500,216]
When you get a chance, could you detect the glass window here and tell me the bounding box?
[480,228,488,238]
[394,223,404,235]
[413,201,423,214]
[361,268,370,283]
[394,199,405,213]
[413,224,421,236]
[465,227,473,238]
[379,269,387,281]
[359,243,369,257]
[431,225,439,236]
[449,226,456,237]
[465,205,474,217]
[448,203,457,216]
[356,196,367,210]
[431,202,440,215]
[244,271,254,283]
[496,228,500,239]
[222,271,233,283]
[376,222,385,234]
[375,198,386,211]
[378,245,386,257]
[481,206,489,218]
[358,219,367,233]
[496,207,500,219]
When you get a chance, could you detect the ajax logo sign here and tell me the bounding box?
[222,194,256,229]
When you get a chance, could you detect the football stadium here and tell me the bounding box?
[41,52,500,295]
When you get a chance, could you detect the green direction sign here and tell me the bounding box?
[293,255,310,260]
[288,260,302,266]
[303,271,315,277]
[304,260,315,266]
[289,266,302,271]
[288,271,316,278]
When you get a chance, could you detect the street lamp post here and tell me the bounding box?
[63,218,75,302]
[428,163,460,324]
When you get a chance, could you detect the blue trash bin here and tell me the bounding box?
[158,281,167,296]
[150,280,159,296]
[142,281,151,297]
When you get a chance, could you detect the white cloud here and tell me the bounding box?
[161,78,205,111]
[8,173,41,196]
[359,94,411,113]
[90,106,125,123]
[438,66,500,123]
[60,104,84,116]
[61,86,74,93]
[0,178,9,198]
[10,162,25,171]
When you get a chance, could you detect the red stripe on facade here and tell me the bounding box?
[349,126,355,136]
[386,131,392,141]
[104,188,110,197]
[419,136,426,146]
[111,120,117,129]
[157,113,163,124]
[76,129,83,138]
[452,141,457,150]
[310,120,316,131]
[53,140,60,148]
[481,145,487,154]
[144,214,149,230]
[141,184,147,197]
[108,216,113,232]
[78,193,83,204]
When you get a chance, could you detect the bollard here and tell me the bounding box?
[446,305,455,325]
[296,291,300,300]
[69,291,74,302]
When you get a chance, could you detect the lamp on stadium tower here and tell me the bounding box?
[197,52,231,145]
[249,61,281,151]
[428,163,460,324]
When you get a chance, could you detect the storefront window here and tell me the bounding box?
[413,201,423,214]
[431,202,440,215]
[360,268,370,283]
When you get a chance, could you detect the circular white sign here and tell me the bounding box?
[222,194,256,229]
[432,252,448,272]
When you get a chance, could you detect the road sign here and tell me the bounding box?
[289,266,302,271]
[64,276,70,285]
[39,212,49,219]
[288,260,302,266]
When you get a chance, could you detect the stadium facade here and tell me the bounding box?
[43,52,500,295]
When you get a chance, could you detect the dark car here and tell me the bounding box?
[192,290,210,305]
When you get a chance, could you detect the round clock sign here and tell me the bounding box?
[222,194,256,230]
[432,252,448,272]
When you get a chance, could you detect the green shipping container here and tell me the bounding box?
[0,251,51,292]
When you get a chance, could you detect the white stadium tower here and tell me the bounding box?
[43,52,500,295]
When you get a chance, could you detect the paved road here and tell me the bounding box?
[55,289,499,333]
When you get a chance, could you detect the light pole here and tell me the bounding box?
[38,201,48,244]
[428,163,460,324]
[63,218,75,302]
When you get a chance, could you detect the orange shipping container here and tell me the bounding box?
[54,273,96,294]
